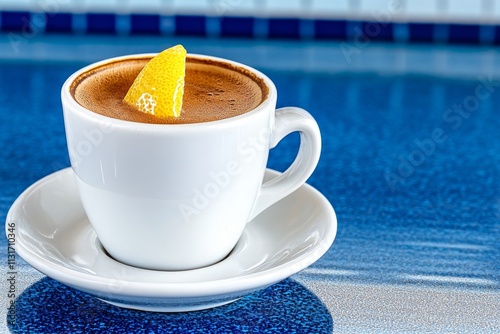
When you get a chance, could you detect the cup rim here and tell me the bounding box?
[61,53,277,130]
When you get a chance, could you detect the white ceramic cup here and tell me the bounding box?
[61,53,321,271]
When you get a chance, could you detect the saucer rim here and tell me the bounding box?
[8,168,337,299]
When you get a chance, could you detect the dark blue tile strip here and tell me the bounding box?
[116,14,130,34]
[448,24,480,44]
[493,26,500,44]
[493,26,500,45]
[206,16,220,36]
[300,19,315,39]
[479,25,495,44]
[159,15,175,35]
[0,10,498,44]
[1,11,30,32]
[45,12,72,33]
[408,23,434,42]
[392,23,409,42]
[220,16,254,38]
[345,20,362,40]
[268,18,300,39]
[131,14,160,34]
[72,13,87,33]
[314,20,347,39]
[253,18,268,38]
[433,24,449,43]
[175,15,206,36]
[87,13,116,34]
[361,21,393,41]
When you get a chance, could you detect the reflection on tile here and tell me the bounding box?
[402,274,497,286]
[9,278,333,333]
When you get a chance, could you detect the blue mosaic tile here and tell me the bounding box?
[175,15,206,36]
[9,277,333,333]
[220,16,254,38]
[71,13,86,33]
[44,12,72,33]
[300,19,315,39]
[268,18,300,39]
[314,19,347,39]
[158,15,175,35]
[448,24,480,44]
[408,23,435,42]
[493,26,500,44]
[433,23,449,42]
[345,20,362,39]
[206,16,221,36]
[347,20,391,40]
[253,17,268,38]
[130,14,160,35]
[1,43,500,333]
[115,14,130,34]
[87,13,116,34]
[479,25,495,44]
[392,23,409,42]
[0,10,499,44]
[361,21,393,41]
[0,11,30,32]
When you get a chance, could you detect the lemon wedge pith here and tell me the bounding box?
[123,44,187,119]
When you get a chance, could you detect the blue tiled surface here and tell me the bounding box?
[0,36,499,332]
[87,13,116,34]
[130,14,160,35]
[268,18,301,39]
[1,10,499,44]
[434,24,451,43]
[408,23,435,42]
[44,12,72,33]
[0,11,29,32]
[494,26,500,44]
[175,15,206,36]
[361,21,394,41]
[220,16,254,38]
[448,24,481,44]
[9,278,332,333]
[314,20,347,40]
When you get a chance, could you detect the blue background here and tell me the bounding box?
[0,36,499,332]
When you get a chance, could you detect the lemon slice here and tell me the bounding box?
[123,44,186,118]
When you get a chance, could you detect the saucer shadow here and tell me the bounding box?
[8,277,333,333]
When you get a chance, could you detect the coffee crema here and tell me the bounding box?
[71,57,269,124]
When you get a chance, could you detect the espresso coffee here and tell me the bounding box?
[71,57,268,124]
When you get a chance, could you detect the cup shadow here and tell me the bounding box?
[8,277,333,333]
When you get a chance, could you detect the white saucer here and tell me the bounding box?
[7,168,337,312]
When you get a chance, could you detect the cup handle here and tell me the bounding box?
[248,107,322,221]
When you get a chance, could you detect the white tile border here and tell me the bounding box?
[171,0,211,15]
[0,0,34,11]
[0,0,499,24]
[211,0,257,17]
[262,0,304,17]
[308,0,351,18]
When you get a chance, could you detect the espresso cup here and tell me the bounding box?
[61,53,321,271]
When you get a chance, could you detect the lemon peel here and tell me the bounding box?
[123,44,186,118]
